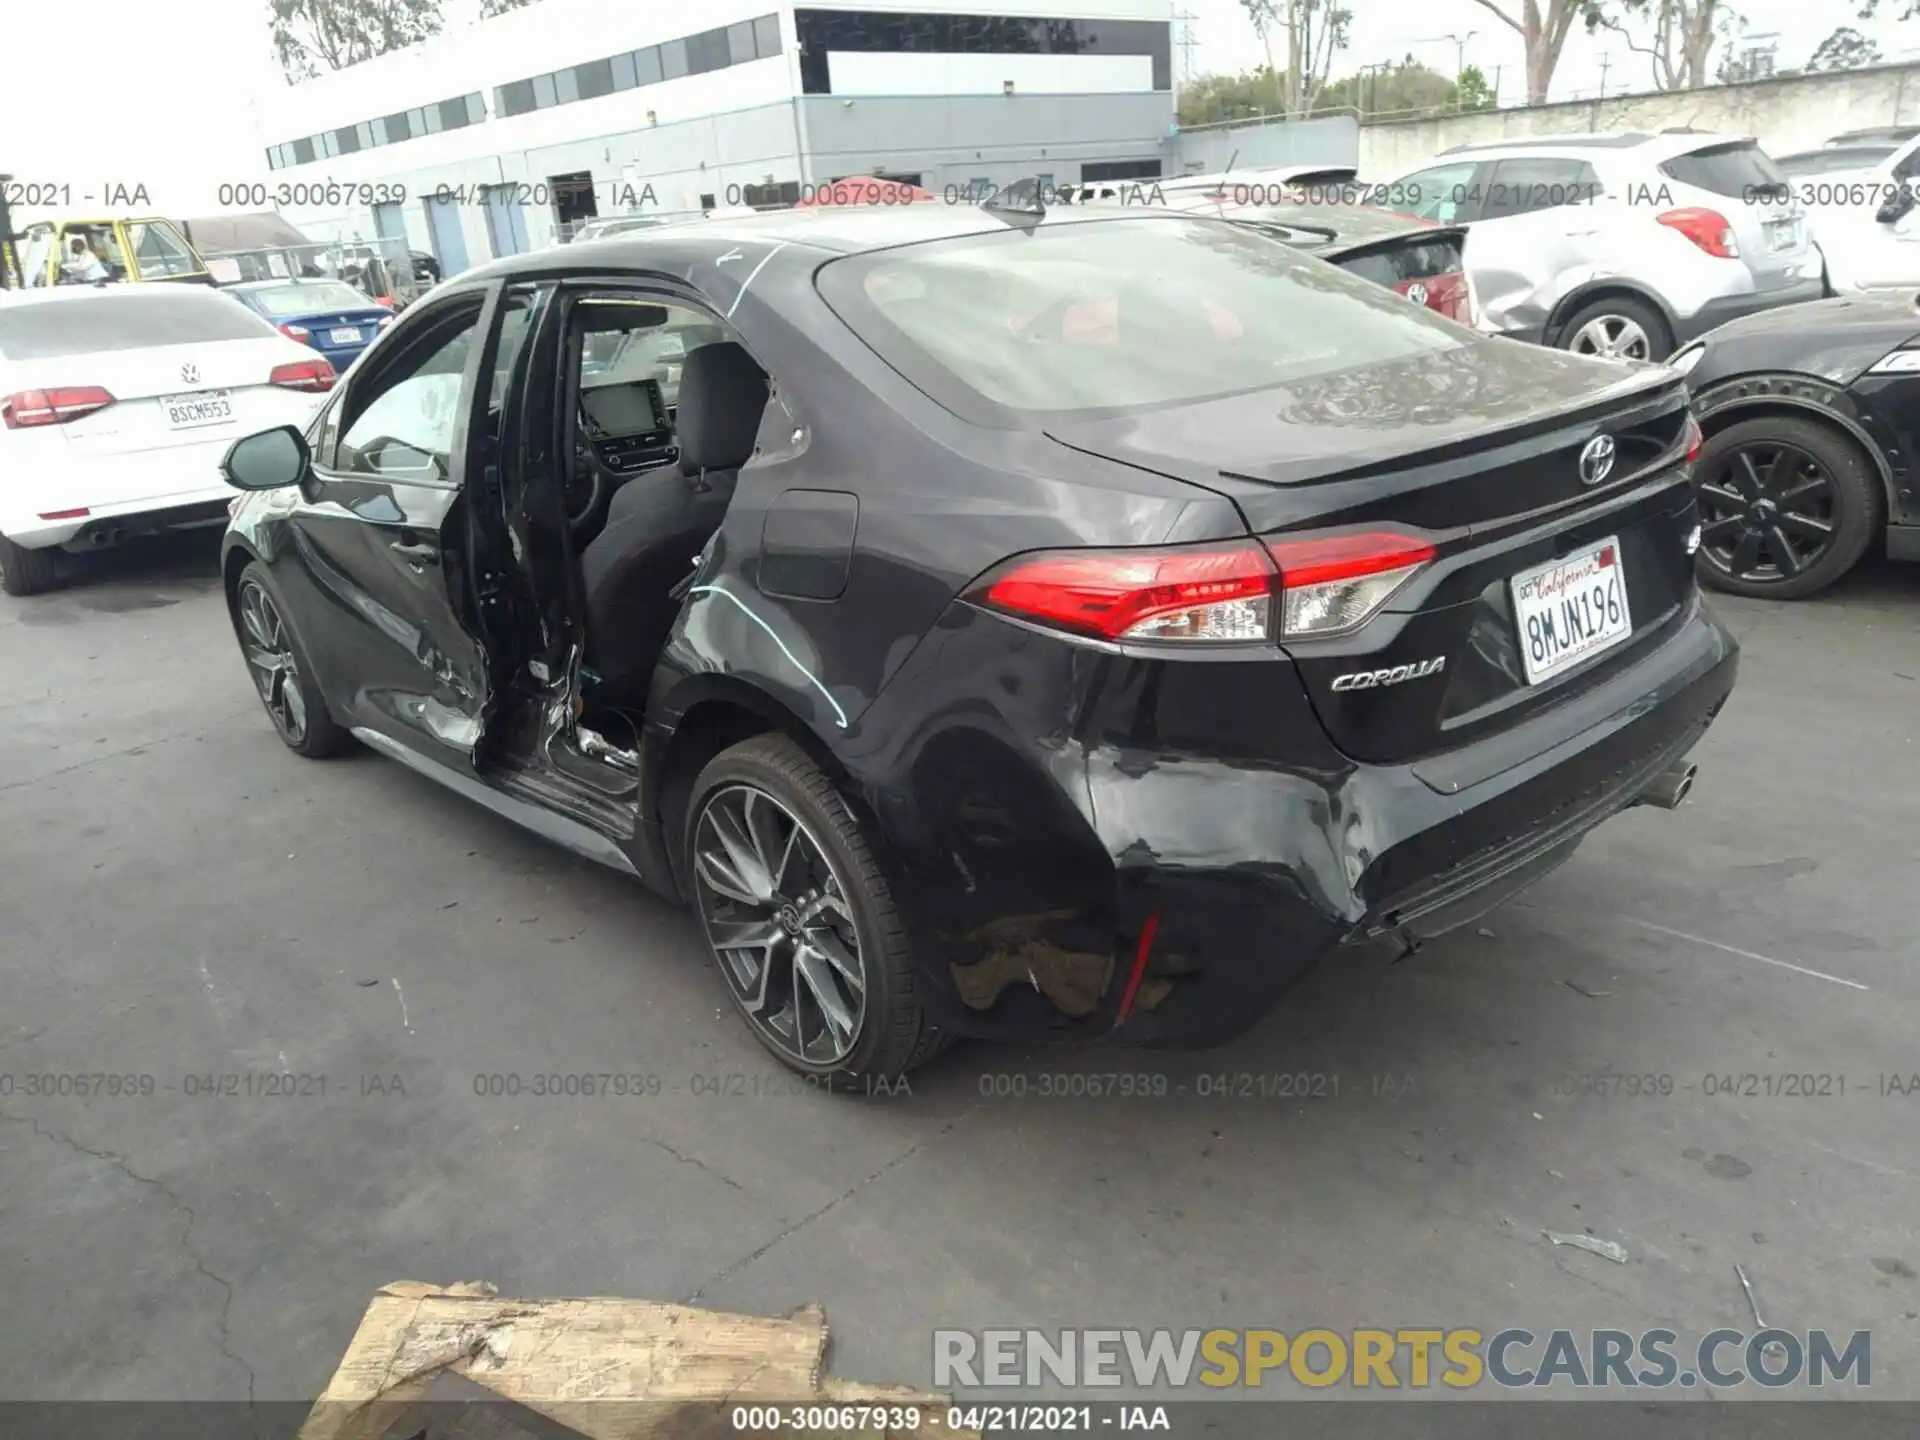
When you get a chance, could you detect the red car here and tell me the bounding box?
[1165,195,1474,324]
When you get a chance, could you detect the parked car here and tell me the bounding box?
[1770,133,1920,296]
[215,205,1735,1086]
[1154,194,1471,321]
[225,278,394,374]
[1669,292,1920,598]
[1386,132,1823,361]
[567,216,674,243]
[0,286,332,595]
[4,215,213,290]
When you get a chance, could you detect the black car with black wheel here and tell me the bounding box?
[1671,291,1920,599]
[214,202,1736,1090]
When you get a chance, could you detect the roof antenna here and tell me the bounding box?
[980,176,1046,228]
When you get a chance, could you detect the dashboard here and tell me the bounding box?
[580,377,676,474]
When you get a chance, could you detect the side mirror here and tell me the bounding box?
[1876,186,1916,225]
[221,425,310,491]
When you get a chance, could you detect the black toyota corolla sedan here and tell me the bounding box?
[1670,291,1920,599]
[217,201,1737,1087]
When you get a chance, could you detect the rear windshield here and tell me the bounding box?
[815,216,1465,425]
[1661,141,1789,197]
[243,282,377,317]
[0,289,275,360]
[1337,235,1466,288]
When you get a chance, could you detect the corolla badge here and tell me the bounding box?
[1579,433,1617,486]
[180,362,200,385]
[1331,656,1446,692]
[1405,283,1429,306]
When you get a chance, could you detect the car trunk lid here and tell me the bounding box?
[1047,345,1699,766]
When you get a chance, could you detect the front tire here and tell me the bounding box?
[0,535,61,597]
[1692,415,1879,600]
[232,563,353,757]
[1558,295,1674,363]
[682,734,942,1089]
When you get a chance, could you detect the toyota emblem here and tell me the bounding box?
[1579,433,1617,486]
[1405,283,1429,306]
[180,362,200,385]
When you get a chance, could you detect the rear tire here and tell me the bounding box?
[232,563,353,757]
[1557,295,1674,363]
[682,733,944,1090]
[0,535,61,597]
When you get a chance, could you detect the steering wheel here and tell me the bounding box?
[568,427,609,537]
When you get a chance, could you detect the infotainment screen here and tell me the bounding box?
[581,382,661,438]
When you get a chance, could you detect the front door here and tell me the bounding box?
[287,292,496,769]
[484,187,530,257]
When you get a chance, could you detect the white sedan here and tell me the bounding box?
[1776,137,1920,294]
[0,285,333,596]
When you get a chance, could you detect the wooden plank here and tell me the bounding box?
[299,1283,970,1440]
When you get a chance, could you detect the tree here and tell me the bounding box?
[1240,0,1354,116]
[1587,0,1725,90]
[1450,63,1501,109]
[1809,25,1884,69]
[1857,1,1920,20]
[270,0,444,81]
[480,0,540,14]
[1466,0,1608,105]
[1177,68,1287,126]
[1319,58,1455,115]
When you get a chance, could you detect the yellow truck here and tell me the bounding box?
[1,214,213,289]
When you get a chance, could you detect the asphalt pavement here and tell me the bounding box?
[1,534,1916,1424]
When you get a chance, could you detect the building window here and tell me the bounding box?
[407,106,428,135]
[333,125,361,154]
[550,171,598,226]
[753,13,782,57]
[699,192,716,210]
[634,47,664,85]
[467,92,487,124]
[265,147,279,170]
[611,51,637,89]
[532,72,557,108]
[438,96,470,131]
[686,28,729,74]
[660,38,688,79]
[497,78,535,116]
[726,21,755,64]
[792,10,1172,94]
[356,121,376,149]
[555,67,580,103]
[1081,158,1162,182]
[383,110,413,143]
[292,136,315,165]
[575,56,614,99]
[424,104,445,134]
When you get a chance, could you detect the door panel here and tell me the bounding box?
[286,295,495,769]
[424,195,470,275]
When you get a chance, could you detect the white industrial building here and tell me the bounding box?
[252,0,1179,269]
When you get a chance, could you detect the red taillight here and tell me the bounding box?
[1264,530,1437,637]
[1683,413,1703,463]
[278,322,311,341]
[270,357,336,392]
[1,386,117,429]
[975,530,1438,644]
[979,543,1276,642]
[1658,208,1739,259]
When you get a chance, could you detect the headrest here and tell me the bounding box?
[676,341,769,474]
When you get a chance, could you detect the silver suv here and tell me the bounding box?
[1386,131,1823,361]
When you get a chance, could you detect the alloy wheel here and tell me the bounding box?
[690,783,867,1068]
[1569,315,1652,361]
[1696,440,1837,585]
[238,580,308,744]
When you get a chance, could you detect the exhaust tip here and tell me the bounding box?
[1635,761,1698,810]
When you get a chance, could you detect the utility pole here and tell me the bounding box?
[1597,52,1611,99]
[1448,31,1477,78]
[1174,8,1199,88]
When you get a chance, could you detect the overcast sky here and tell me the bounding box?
[5,0,1914,214]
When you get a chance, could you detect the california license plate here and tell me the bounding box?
[161,390,234,430]
[329,327,361,344]
[1510,538,1632,685]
